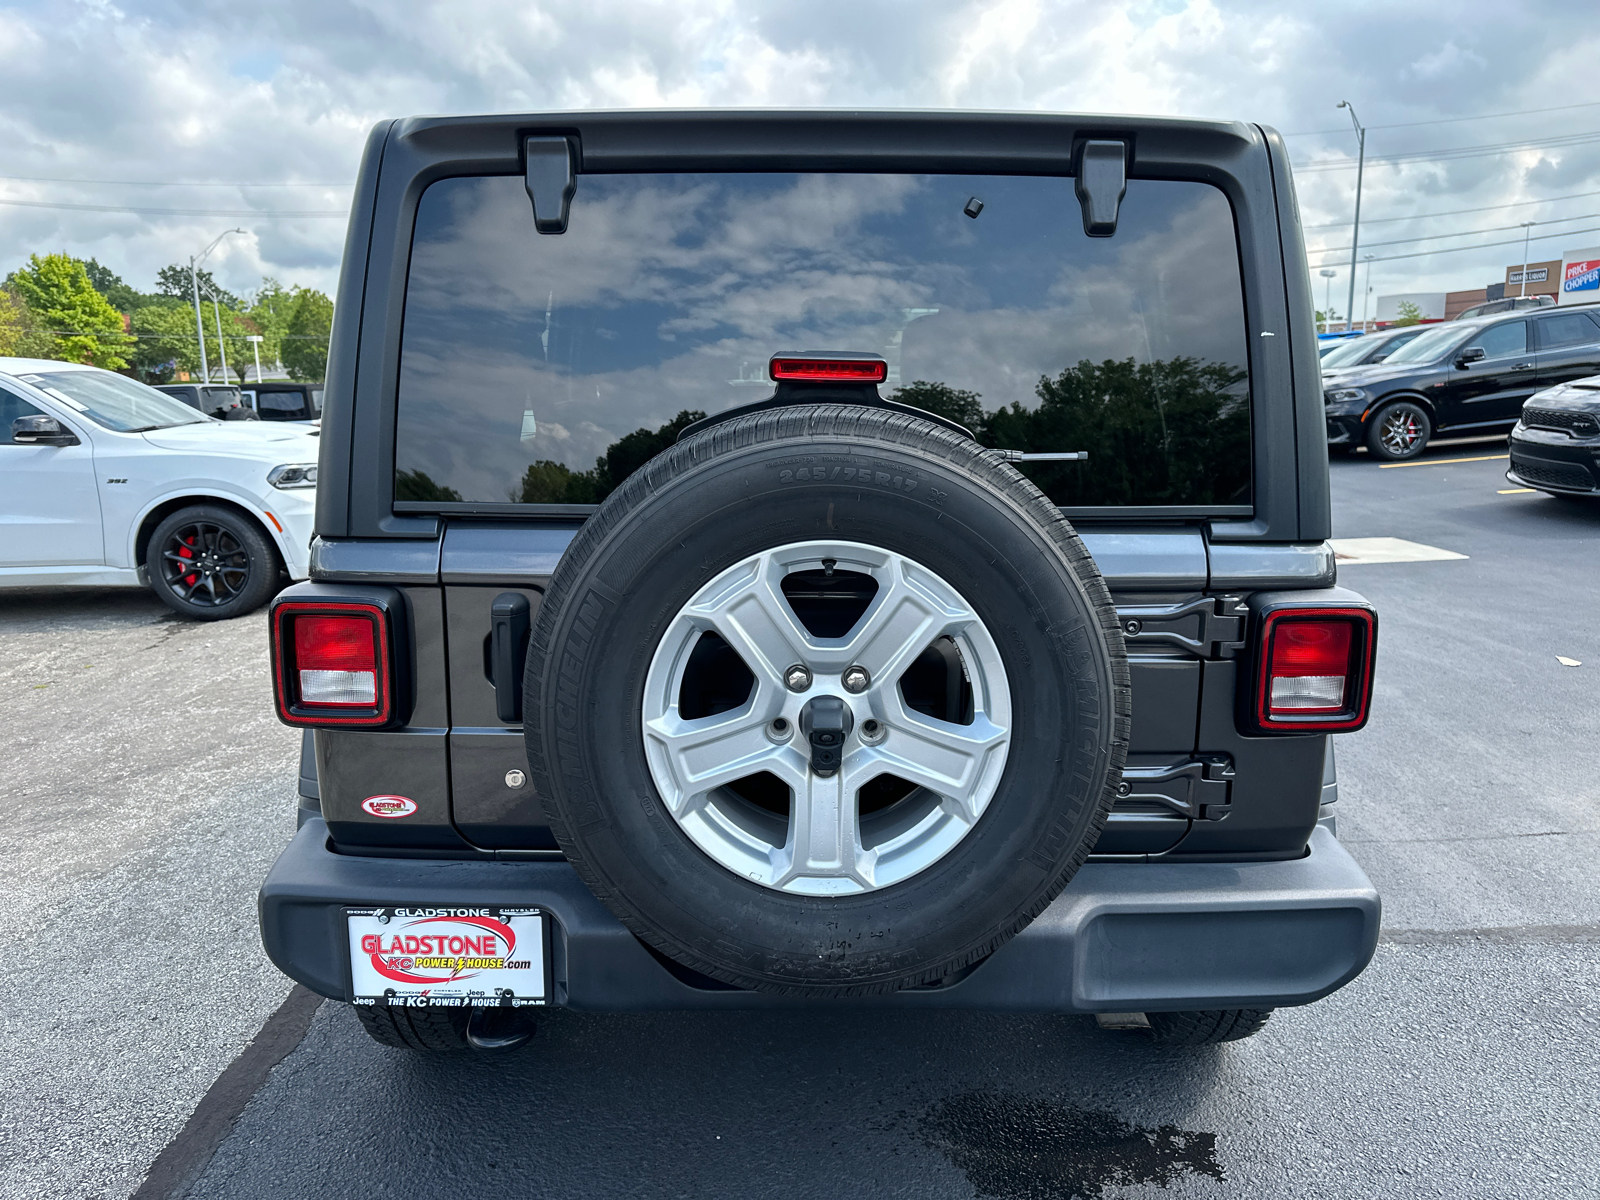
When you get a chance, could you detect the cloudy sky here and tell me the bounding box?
[1,0,1597,318]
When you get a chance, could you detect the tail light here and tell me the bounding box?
[272,600,395,727]
[769,353,888,383]
[1252,607,1376,733]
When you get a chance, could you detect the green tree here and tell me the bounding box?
[0,285,55,358]
[889,380,984,431]
[508,410,706,504]
[395,470,463,503]
[8,253,134,368]
[984,357,1250,506]
[128,301,202,383]
[83,259,142,312]
[245,278,297,371]
[155,264,239,309]
[281,288,334,381]
[1393,300,1423,327]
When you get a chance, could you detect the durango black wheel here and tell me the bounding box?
[525,405,1130,997]
[148,504,279,620]
[1366,401,1432,462]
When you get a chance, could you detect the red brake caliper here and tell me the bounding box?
[179,536,196,587]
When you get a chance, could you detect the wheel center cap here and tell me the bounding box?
[798,695,853,777]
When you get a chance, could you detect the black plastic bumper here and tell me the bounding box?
[1326,411,1360,446]
[261,821,1381,1013]
[1507,429,1600,494]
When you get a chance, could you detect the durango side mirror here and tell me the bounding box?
[1456,346,1486,366]
[11,415,79,445]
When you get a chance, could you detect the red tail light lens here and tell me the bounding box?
[294,617,377,706]
[770,355,888,383]
[1254,608,1376,732]
[272,602,392,726]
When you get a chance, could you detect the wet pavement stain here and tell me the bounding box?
[921,1091,1223,1200]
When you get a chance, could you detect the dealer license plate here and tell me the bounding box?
[346,906,547,1008]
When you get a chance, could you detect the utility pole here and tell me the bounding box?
[1518,222,1537,296]
[208,284,230,385]
[188,228,244,383]
[1361,253,1374,330]
[1338,101,1365,332]
[1319,268,1337,332]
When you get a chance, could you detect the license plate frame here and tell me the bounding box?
[345,906,549,1008]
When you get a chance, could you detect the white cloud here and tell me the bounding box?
[0,0,1594,315]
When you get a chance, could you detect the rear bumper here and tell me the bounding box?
[261,821,1379,1014]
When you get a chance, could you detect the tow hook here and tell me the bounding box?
[800,695,852,776]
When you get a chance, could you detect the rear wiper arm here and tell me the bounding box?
[995,450,1089,462]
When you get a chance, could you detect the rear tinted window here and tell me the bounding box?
[394,172,1251,509]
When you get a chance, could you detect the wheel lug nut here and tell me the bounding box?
[785,665,813,692]
[842,665,870,694]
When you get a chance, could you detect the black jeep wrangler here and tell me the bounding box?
[260,110,1380,1053]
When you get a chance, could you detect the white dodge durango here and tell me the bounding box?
[0,358,318,620]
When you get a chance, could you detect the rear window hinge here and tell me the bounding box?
[1116,757,1234,822]
[1117,595,1247,658]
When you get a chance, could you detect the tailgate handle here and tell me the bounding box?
[491,593,531,723]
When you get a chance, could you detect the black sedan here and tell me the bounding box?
[1325,304,1600,460]
[1507,374,1600,497]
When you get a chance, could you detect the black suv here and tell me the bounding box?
[258,111,1380,1054]
[1324,304,1600,460]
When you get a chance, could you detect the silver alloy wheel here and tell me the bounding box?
[1379,407,1424,456]
[642,540,1012,897]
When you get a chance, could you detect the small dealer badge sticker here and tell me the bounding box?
[362,794,417,819]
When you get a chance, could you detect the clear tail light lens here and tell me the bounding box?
[1254,608,1376,733]
[271,601,392,726]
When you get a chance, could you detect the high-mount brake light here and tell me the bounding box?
[271,601,393,727]
[769,356,889,383]
[1253,607,1376,733]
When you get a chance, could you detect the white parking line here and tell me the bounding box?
[1330,537,1469,565]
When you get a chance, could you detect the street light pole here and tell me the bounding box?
[1518,222,1537,297]
[1338,101,1365,332]
[208,285,230,384]
[188,228,244,383]
[1319,268,1337,332]
[1361,253,1374,330]
[247,334,263,386]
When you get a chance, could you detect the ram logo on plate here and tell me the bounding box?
[362,794,417,819]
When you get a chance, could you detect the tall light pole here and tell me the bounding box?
[1517,222,1537,296]
[247,334,264,387]
[189,228,243,382]
[1337,101,1365,332]
[1361,253,1375,330]
[206,282,230,385]
[1319,268,1337,332]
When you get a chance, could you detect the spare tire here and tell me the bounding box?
[525,405,1129,995]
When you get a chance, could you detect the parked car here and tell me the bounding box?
[1454,295,1555,320]
[1324,303,1600,460]
[0,358,318,618]
[1507,373,1600,497]
[242,381,323,423]
[258,109,1381,1055]
[1317,330,1364,357]
[155,382,258,420]
[1319,326,1428,378]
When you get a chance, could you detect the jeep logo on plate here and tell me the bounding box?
[362,795,417,819]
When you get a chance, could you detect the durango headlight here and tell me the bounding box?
[1325,388,1366,406]
[268,463,318,489]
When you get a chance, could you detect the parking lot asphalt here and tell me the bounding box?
[3,441,1597,1200]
